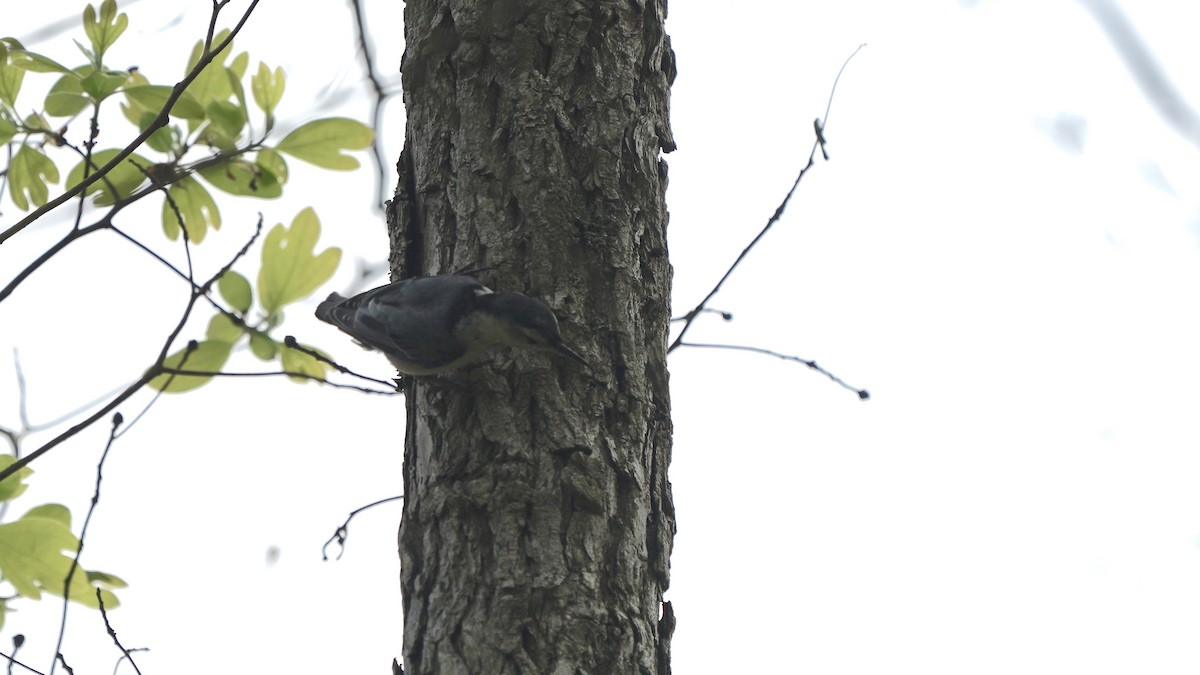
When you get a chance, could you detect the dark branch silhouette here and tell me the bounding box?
[668,45,868,399]
[322,495,404,561]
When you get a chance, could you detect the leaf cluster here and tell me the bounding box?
[0,0,375,634]
[0,0,373,242]
[0,457,125,629]
[149,207,341,392]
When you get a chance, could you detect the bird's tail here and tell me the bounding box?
[315,293,347,325]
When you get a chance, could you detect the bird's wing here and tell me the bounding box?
[327,276,484,370]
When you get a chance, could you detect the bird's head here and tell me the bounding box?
[470,292,588,368]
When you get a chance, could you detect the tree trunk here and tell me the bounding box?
[388,1,676,673]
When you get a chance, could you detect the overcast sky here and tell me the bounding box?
[2,1,1200,673]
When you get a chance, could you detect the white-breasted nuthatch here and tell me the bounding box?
[315,274,587,375]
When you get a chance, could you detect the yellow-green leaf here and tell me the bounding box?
[0,456,31,503]
[218,270,252,314]
[251,62,284,118]
[9,145,60,211]
[280,342,329,383]
[206,99,245,138]
[197,159,282,198]
[147,340,233,393]
[255,147,288,184]
[66,148,151,206]
[83,0,128,60]
[249,333,277,361]
[257,208,341,313]
[161,175,220,242]
[79,68,127,101]
[182,31,234,107]
[0,118,15,146]
[0,60,24,107]
[11,50,73,74]
[0,505,120,610]
[276,117,373,170]
[85,570,127,591]
[206,313,242,343]
[45,91,89,117]
[123,84,205,120]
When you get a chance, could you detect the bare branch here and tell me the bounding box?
[678,341,869,399]
[347,0,393,209]
[0,649,46,675]
[0,219,264,483]
[52,414,123,675]
[322,495,404,561]
[667,44,865,354]
[97,591,143,675]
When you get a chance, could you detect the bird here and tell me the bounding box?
[315,274,587,375]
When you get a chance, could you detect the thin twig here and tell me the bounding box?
[0,650,45,675]
[51,414,123,675]
[678,341,869,399]
[158,367,400,395]
[0,219,264,484]
[284,336,403,391]
[97,592,143,675]
[667,44,865,354]
[322,495,404,560]
[347,0,391,209]
[1,141,265,304]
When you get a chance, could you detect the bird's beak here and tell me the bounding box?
[553,341,588,368]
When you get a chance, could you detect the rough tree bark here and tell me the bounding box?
[387,1,676,673]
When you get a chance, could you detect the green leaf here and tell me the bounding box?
[249,333,277,361]
[228,51,248,80]
[25,503,70,525]
[206,313,242,343]
[250,62,285,118]
[183,30,234,107]
[218,270,252,314]
[45,73,90,116]
[0,505,120,610]
[85,570,127,590]
[257,208,341,313]
[161,175,220,242]
[280,342,329,383]
[206,99,245,139]
[11,50,73,75]
[83,0,128,61]
[226,61,247,113]
[9,145,60,211]
[0,60,24,107]
[73,39,96,65]
[276,118,374,170]
[148,340,233,393]
[197,159,282,198]
[79,68,127,101]
[144,115,177,154]
[21,113,46,132]
[123,85,205,120]
[66,148,151,206]
[0,456,31,503]
[255,147,288,184]
[0,118,17,146]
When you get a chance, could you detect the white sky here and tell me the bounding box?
[2,1,1200,673]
